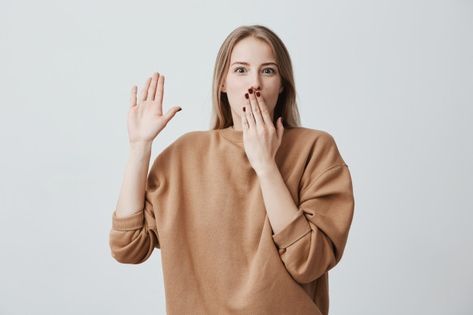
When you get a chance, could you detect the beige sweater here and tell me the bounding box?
[109,126,355,315]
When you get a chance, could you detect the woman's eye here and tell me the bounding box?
[263,68,276,74]
[234,67,276,74]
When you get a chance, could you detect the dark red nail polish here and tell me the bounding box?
[243,106,246,112]
[256,91,260,97]
[245,93,249,99]
[248,88,253,94]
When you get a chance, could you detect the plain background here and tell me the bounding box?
[1,0,472,314]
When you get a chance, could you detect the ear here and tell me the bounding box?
[279,85,284,94]
[221,84,226,93]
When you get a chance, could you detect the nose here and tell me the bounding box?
[248,74,261,91]
[250,85,261,91]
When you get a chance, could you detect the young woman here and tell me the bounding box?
[109,24,355,315]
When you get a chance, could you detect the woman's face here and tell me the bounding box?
[222,36,283,128]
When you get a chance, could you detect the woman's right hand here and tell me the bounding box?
[127,72,182,144]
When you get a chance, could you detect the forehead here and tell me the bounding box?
[230,37,276,62]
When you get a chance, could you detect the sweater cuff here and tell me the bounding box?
[112,210,144,231]
[272,208,312,249]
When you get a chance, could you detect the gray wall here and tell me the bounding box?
[1,0,472,314]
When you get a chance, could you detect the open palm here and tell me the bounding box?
[128,72,181,144]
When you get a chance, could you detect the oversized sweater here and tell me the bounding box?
[109,125,355,315]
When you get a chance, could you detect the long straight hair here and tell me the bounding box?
[209,25,301,130]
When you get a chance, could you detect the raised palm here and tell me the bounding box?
[128,72,181,144]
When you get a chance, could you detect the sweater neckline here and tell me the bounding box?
[219,125,243,146]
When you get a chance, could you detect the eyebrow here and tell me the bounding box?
[231,61,278,67]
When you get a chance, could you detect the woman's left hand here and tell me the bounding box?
[241,88,284,176]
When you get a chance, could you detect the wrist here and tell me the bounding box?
[256,162,279,178]
[129,140,152,150]
[129,141,152,157]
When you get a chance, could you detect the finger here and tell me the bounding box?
[147,72,159,101]
[255,91,273,127]
[244,92,256,129]
[140,77,152,101]
[130,85,137,107]
[163,106,182,124]
[241,106,249,131]
[155,74,164,112]
[248,88,265,128]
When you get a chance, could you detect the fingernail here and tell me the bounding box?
[248,88,253,94]
[242,107,246,112]
[177,108,182,111]
[245,93,249,99]
[256,91,260,97]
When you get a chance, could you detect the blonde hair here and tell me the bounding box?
[209,25,301,130]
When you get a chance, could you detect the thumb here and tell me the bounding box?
[163,106,182,123]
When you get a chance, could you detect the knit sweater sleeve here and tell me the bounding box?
[108,157,161,265]
[272,132,355,284]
